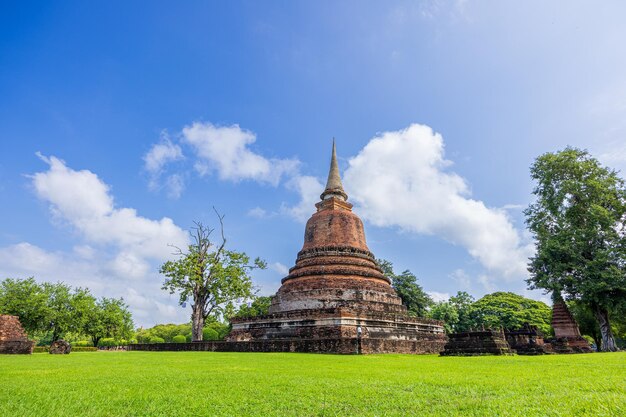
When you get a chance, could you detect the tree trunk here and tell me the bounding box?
[191,302,205,341]
[593,305,618,352]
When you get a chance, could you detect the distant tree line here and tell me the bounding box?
[0,277,134,346]
[378,259,553,335]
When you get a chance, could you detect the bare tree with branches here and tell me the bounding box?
[160,209,266,341]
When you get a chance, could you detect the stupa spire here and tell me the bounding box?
[320,139,348,201]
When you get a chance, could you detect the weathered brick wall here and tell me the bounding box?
[128,337,446,355]
[441,331,513,356]
[552,301,583,338]
[0,315,35,354]
[302,204,369,252]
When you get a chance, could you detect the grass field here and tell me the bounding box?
[1,351,624,416]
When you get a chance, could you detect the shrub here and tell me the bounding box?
[98,338,117,347]
[148,336,165,344]
[186,334,192,342]
[72,347,98,352]
[33,346,49,353]
[207,321,230,339]
[172,335,186,343]
[202,328,219,341]
[72,340,93,347]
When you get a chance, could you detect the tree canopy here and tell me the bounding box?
[469,292,552,335]
[0,277,133,344]
[233,296,272,319]
[525,147,626,350]
[160,215,266,341]
[378,259,433,317]
[429,291,476,333]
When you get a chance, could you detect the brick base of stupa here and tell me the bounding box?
[226,307,447,354]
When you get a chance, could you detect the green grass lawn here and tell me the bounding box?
[1,351,624,416]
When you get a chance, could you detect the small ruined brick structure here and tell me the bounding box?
[505,324,549,355]
[441,330,513,356]
[550,300,592,353]
[0,315,35,354]
[227,142,446,354]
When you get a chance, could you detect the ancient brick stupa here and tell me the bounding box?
[0,315,35,354]
[228,142,446,354]
[550,296,592,353]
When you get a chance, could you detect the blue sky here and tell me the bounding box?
[2,1,626,326]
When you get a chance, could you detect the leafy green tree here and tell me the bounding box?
[449,291,475,332]
[378,259,433,317]
[0,277,49,334]
[428,291,477,333]
[84,297,134,346]
[469,292,552,335]
[233,296,272,319]
[525,148,626,351]
[160,215,266,341]
[41,282,95,341]
[429,302,459,334]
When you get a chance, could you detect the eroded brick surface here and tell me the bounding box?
[441,330,513,356]
[0,315,35,354]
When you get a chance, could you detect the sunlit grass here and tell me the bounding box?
[1,351,624,416]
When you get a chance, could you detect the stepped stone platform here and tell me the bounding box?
[550,300,592,353]
[440,330,513,356]
[0,315,35,354]
[505,325,549,355]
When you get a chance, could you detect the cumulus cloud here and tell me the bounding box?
[247,206,269,219]
[1,155,193,326]
[32,154,188,260]
[143,135,185,198]
[449,268,472,290]
[280,175,324,222]
[143,134,184,174]
[182,122,299,186]
[342,124,533,282]
[427,291,451,302]
[270,262,289,276]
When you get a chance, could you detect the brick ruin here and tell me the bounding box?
[0,315,35,354]
[225,142,447,354]
[505,324,550,355]
[548,300,592,353]
[440,329,513,356]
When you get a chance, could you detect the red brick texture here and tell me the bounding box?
[0,315,35,354]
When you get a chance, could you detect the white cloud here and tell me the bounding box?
[143,135,185,199]
[164,174,185,199]
[31,154,188,260]
[343,124,533,281]
[427,291,450,302]
[247,206,269,219]
[143,134,184,174]
[280,175,324,222]
[270,262,289,276]
[1,155,193,326]
[182,122,299,186]
[449,268,471,290]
